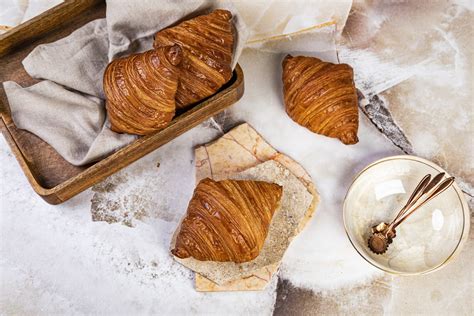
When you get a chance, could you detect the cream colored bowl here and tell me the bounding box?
[343,155,470,275]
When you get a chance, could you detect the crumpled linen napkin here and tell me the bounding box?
[4,17,136,166]
[23,18,109,100]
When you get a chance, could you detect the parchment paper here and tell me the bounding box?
[178,123,320,291]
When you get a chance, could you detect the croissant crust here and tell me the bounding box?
[172,178,282,263]
[282,55,359,145]
[154,9,234,110]
[103,45,182,135]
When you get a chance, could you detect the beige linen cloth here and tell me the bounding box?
[2,0,351,166]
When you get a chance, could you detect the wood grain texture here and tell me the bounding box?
[0,0,103,57]
[1,66,243,204]
[0,1,244,204]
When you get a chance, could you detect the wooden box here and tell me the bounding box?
[0,0,244,204]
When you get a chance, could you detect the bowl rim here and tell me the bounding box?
[343,155,470,275]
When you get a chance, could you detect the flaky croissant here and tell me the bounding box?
[282,55,359,145]
[103,45,182,135]
[172,178,282,263]
[154,9,234,110]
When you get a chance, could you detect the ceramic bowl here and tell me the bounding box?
[343,155,470,275]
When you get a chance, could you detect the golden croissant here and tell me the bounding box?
[282,55,359,145]
[172,178,282,263]
[103,45,182,135]
[154,9,234,110]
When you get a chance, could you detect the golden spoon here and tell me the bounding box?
[368,172,455,254]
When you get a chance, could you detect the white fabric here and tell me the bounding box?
[233,0,352,41]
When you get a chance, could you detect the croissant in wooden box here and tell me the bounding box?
[103,45,182,135]
[154,10,234,110]
[172,178,283,263]
[282,55,359,145]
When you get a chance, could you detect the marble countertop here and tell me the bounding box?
[1,1,472,315]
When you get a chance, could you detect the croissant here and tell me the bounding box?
[172,178,283,263]
[154,9,234,110]
[282,55,359,145]
[103,45,182,135]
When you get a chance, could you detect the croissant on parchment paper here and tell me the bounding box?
[103,45,182,135]
[282,55,359,145]
[172,178,283,263]
[154,9,234,110]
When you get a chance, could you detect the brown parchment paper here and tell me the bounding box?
[173,160,313,285]
[180,123,320,291]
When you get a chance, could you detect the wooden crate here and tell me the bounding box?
[0,0,244,204]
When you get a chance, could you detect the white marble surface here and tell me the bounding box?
[0,127,279,315]
[1,1,473,315]
[0,47,399,313]
[341,0,474,194]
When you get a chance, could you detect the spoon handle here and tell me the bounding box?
[423,172,445,193]
[401,172,444,218]
[393,177,455,229]
[392,174,431,223]
[398,172,445,220]
[388,172,446,234]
